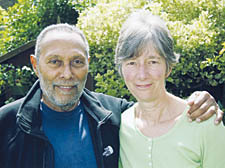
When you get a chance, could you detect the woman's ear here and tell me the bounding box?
[30,54,39,77]
[166,67,172,78]
[88,57,91,63]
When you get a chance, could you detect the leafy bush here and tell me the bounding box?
[77,0,148,101]
[0,0,96,106]
[145,0,225,98]
[78,0,225,103]
[0,64,37,106]
[201,42,225,86]
[0,0,40,56]
[1,0,224,105]
[0,0,94,55]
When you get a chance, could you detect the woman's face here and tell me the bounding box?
[121,46,168,102]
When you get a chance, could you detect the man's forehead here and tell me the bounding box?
[41,30,83,44]
[38,30,86,56]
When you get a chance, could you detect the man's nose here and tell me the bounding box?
[61,64,73,79]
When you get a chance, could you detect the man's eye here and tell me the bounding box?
[72,59,85,67]
[49,60,60,64]
[74,59,83,64]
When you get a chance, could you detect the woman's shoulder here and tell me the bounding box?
[179,106,225,139]
[168,93,188,116]
[122,103,137,118]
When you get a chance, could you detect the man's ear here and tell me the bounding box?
[30,54,39,77]
[88,57,91,63]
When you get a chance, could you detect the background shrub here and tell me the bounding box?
[78,0,225,105]
[0,0,95,106]
[0,0,86,56]
[0,64,37,106]
[0,0,224,107]
[146,0,225,104]
[77,0,148,101]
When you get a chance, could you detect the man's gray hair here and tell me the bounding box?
[115,10,179,75]
[35,23,89,62]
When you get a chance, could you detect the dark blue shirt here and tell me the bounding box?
[40,102,97,168]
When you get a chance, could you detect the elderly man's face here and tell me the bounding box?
[31,31,88,112]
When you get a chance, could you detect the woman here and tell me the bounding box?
[115,10,225,168]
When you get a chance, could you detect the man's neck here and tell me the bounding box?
[41,97,79,112]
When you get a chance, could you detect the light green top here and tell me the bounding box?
[119,103,225,168]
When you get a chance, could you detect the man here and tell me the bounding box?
[0,24,223,168]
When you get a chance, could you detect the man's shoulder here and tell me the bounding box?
[0,98,24,121]
[83,89,119,103]
[82,89,134,113]
[84,89,128,103]
[86,89,116,98]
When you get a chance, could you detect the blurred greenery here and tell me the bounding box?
[0,0,87,56]
[0,64,37,106]
[77,0,148,101]
[78,0,225,103]
[0,0,17,9]
[0,0,224,107]
[0,0,95,106]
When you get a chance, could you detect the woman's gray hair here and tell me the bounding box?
[115,10,179,76]
[35,23,89,63]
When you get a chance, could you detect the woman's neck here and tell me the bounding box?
[135,92,187,138]
[136,92,186,124]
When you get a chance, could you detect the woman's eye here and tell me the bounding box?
[127,61,136,65]
[149,60,158,64]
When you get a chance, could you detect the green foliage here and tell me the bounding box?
[0,0,95,106]
[36,0,79,26]
[70,0,97,13]
[1,0,224,104]
[0,64,37,106]
[201,42,225,86]
[0,6,7,51]
[78,0,225,101]
[144,0,225,97]
[0,0,17,9]
[0,0,94,55]
[0,0,40,55]
[77,0,147,101]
